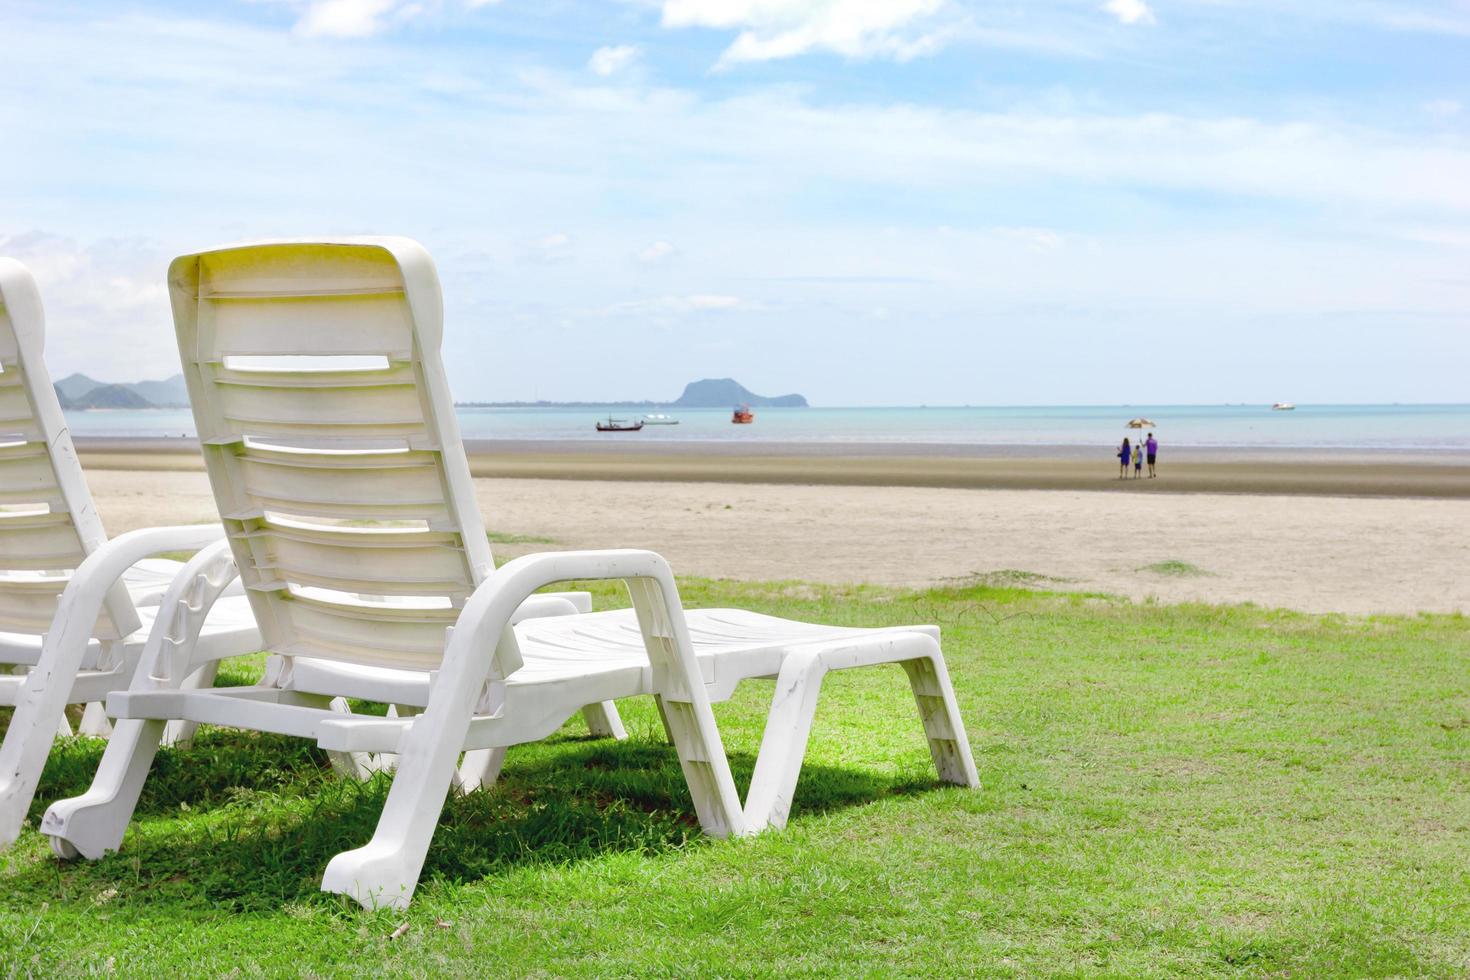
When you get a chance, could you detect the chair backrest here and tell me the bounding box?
[0,259,139,639]
[167,239,494,670]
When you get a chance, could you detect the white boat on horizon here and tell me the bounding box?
[1272,402,1296,411]
[642,413,680,425]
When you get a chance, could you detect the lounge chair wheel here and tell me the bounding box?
[48,834,79,860]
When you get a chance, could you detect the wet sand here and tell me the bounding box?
[74,440,1470,499]
[75,442,1470,616]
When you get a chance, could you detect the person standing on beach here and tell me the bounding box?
[1118,437,1131,479]
[1133,441,1143,478]
[1146,432,1158,478]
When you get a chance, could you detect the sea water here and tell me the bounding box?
[63,403,1470,452]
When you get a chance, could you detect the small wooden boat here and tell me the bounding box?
[596,417,644,432]
[642,414,680,425]
[731,405,754,424]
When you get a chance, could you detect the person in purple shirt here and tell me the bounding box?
[1118,436,1131,479]
[1146,433,1158,478]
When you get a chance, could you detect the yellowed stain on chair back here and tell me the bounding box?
[169,240,493,670]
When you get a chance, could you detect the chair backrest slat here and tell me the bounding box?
[0,259,139,640]
[168,239,494,670]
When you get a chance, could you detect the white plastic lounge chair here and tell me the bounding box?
[0,258,267,846]
[43,238,978,909]
[0,257,616,843]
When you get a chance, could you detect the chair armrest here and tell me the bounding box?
[0,525,231,834]
[445,550,685,704]
[458,551,675,639]
[61,524,230,645]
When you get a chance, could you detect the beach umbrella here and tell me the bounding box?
[1126,417,1154,428]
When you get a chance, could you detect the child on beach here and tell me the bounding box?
[1133,442,1143,478]
[1146,433,1158,478]
[1118,437,1131,479]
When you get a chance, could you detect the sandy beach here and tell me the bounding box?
[78,445,1470,616]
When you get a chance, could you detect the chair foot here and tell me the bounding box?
[42,718,167,860]
[322,844,420,910]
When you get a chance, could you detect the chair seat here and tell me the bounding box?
[289,608,938,707]
[122,559,189,606]
[0,595,262,703]
[0,559,228,670]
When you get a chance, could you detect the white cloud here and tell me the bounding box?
[606,294,744,316]
[637,240,676,263]
[661,0,949,65]
[0,232,177,380]
[1393,225,1470,248]
[589,44,642,76]
[295,0,401,38]
[1101,0,1156,26]
[293,0,499,38]
[525,232,574,263]
[994,227,1065,251]
[1424,99,1462,119]
[684,293,741,310]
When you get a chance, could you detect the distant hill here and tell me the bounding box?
[126,375,189,407]
[459,378,809,409]
[54,373,105,403]
[65,383,154,410]
[50,373,811,411]
[53,373,189,410]
[672,378,807,408]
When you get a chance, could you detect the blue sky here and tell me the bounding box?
[2,0,1467,406]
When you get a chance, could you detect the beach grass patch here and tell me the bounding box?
[962,568,1074,589]
[1139,559,1213,577]
[487,530,557,545]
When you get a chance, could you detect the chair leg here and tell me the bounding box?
[653,697,675,745]
[654,694,746,839]
[41,718,168,859]
[320,661,486,910]
[741,649,826,832]
[453,747,507,794]
[44,541,242,857]
[581,701,627,740]
[453,702,620,797]
[0,664,117,847]
[901,653,980,789]
[742,636,980,833]
[78,702,113,737]
[624,575,748,839]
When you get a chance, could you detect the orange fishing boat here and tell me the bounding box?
[731,405,754,424]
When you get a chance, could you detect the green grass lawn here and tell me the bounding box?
[1,578,1468,977]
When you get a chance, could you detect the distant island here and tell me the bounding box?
[54,373,189,410]
[459,378,809,409]
[52,374,809,411]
